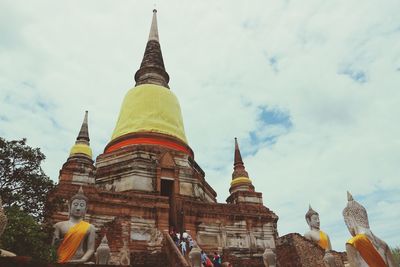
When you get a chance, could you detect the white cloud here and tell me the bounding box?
[1,0,399,251]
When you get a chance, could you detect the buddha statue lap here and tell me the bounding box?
[52,187,95,263]
[343,191,395,267]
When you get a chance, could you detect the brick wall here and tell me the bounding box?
[222,249,264,267]
[276,233,346,267]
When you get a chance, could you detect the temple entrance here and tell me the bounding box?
[161,179,174,197]
[161,178,176,229]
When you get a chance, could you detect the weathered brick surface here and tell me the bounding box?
[276,233,346,267]
[222,249,264,267]
[331,250,348,267]
[130,251,167,267]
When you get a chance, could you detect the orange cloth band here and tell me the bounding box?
[106,137,192,156]
[347,234,386,267]
[57,221,90,263]
[318,231,329,250]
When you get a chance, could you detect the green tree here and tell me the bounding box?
[0,137,61,262]
[1,206,56,261]
[0,137,55,220]
[391,246,400,265]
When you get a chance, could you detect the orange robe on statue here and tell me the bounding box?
[318,231,329,250]
[347,234,387,267]
[57,221,90,263]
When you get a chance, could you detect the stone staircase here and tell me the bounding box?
[162,231,191,267]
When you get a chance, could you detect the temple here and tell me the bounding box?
[50,9,278,266]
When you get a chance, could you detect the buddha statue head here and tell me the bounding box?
[305,205,320,230]
[69,186,88,219]
[342,191,369,236]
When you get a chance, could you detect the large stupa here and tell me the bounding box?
[50,10,278,266]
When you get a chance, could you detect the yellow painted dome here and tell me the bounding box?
[230,176,253,186]
[70,143,92,158]
[111,84,188,143]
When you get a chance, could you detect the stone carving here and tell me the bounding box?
[0,197,16,257]
[262,241,276,267]
[343,191,396,267]
[131,227,151,241]
[130,217,156,241]
[53,186,95,263]
[304,205,332,251]
[148,228,163,246]
[119,241,130,266]
[189,245,202,267]
[95,235,110,264]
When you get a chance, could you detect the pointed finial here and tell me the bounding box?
[347,191,354,201]
[71,186,88,202]
[78,186,84,195]
[101,235,108,244]
[148,9,159,42]
[232,138,249,179]
[234,137,244,165]
[77,111,90,144]
[134,9,170,88]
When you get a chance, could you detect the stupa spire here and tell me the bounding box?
[134,9,170,88]
[69,111,92,159]
[77,111,90,144]
[232,137,249,179]
[227,138,260,204]
[148,9,159,42]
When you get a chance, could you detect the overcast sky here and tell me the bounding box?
[1,1,399,251]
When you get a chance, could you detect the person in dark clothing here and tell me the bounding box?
[213,251,221,267]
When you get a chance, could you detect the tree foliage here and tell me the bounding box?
[1,206,56,262]
[0,137,55,220]
[391,246,400,266]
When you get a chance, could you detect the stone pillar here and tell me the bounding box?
[263,244,276,267]
[323,251,337,267]
[189,246,202,267]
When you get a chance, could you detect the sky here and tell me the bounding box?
[1,0,399,251]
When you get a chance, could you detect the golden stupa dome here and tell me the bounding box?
[110,83,187,144]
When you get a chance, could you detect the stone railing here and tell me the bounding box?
[163,231,190,267]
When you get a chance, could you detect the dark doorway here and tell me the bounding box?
[161,179,176,229]
[161,179,174,197]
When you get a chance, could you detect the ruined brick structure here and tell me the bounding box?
[276,233,347,267]
[50,9,278,266]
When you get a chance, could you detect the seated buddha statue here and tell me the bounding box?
[53,187,95,263]
[343,191,395,267]
[304,205,332,251]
